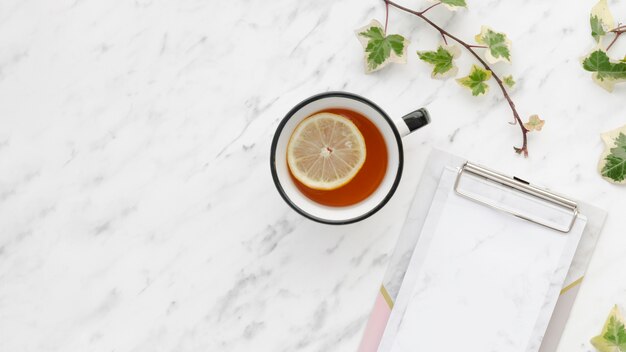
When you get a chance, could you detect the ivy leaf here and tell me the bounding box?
[590,0,615,43]
[417,44,461,79]
[582,50,626,92]
[437,0,467,11]
[356,20,408,73]
[474,26,512,64]
[591,305,626,351]
[523,115,544,132]
[583,50,626,80]
[503,75,515,88]
[456,65,491,96]
[590,15,607,43]
[599,126,626,184]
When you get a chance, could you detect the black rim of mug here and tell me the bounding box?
[270,91,404,225]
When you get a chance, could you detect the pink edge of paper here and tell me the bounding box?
[357,291,392,352]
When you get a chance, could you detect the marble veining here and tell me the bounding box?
[1,0,626,351]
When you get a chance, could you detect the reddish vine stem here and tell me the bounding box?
[440,31,448,44]
[607,23,626,51]
[606,32,622,51]
[419,2,440,15]
[384,1,390,32]
[606,28,625,52]
[383,0,529,156]
[610,24,626,33]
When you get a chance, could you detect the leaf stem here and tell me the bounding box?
[606,31,623,52]
[384,1,390,33]
[468,44,488,49]
[419,2,441,15]
[610,24,626,33]
[384,0,529,156]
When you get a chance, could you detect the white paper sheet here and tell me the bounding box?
[382,167,587,352]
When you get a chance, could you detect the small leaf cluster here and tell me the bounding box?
[418,25,513,97]
[354,1,542,155]
[582,0,626,92]
[355,2,515,97]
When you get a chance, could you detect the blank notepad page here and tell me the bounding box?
[388,168,587,352]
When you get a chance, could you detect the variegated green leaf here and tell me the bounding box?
[456,65,491,96]
[356,20,408,73]
[475,26,512,64]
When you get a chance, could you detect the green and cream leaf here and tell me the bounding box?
[475,26,512,64]
[590,0,615,43]
[417,44,461,79]
[591,15,607,43]
[591,305,626,350]
[598,126,626,185]
[355,20,408,73]
[456,65,492,96]
[582,49,626,92]
[503,75,515,88]
[437,0,467,11]
[523,115,544,132]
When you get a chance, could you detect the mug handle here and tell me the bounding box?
[395,108,431,137]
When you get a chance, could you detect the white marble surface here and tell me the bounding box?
[1,0,625,351]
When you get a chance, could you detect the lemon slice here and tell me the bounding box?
[287,112,366,190]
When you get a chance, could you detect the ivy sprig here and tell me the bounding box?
[355,0,538,157]
[583,0,626,92]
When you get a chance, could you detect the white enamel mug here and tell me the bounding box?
[270,92,430,224]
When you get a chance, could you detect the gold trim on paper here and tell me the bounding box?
[380,285,394,309]
[560,276,583,295]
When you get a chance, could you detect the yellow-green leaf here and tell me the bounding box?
[356,20,408,73]
[599,125,626,185]
[456,65,491,96]
[591,305,626,351]
[503,75,515,88]
[438,0,467,10]
[523,115,544,132]
[474,26,512,64]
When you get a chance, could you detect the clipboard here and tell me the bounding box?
[357,149,606,352]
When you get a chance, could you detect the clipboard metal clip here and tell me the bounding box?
[454,162,579,233]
